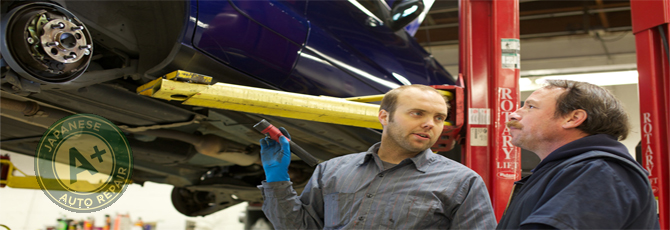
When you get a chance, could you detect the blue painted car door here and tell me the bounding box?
[192,0,308,86]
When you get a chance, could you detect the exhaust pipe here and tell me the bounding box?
[134,130,260,166]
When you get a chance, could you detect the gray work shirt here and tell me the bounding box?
[258,142,497,229]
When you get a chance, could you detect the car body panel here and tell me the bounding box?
[193,0,308,86]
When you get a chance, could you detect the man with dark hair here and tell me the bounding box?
[258,84,497,229]
[497,80,659,229]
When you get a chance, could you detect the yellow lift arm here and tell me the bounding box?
[136,70,453,130]
[0,159,126,192]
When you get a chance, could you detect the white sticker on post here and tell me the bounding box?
[501,38,520,69]
[469,108,490,125]
[470,128,488,146]
[469,108,480,124]
[481,109,490,125]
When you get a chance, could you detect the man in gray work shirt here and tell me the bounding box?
[257,84,497,229]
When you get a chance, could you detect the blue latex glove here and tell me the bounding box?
[259,127,291,182]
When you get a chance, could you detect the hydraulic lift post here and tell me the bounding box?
[631,0,670,228]
[459,0,521,220]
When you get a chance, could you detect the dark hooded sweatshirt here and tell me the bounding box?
[497,134,660,229]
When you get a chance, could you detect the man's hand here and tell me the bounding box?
[259,127,291,182]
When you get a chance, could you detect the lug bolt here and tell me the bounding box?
[71,26,84,31]
[79,45,92,55]
[27,37,34,44]
[51,22,65,29]
[63,54,77,60]
[45,41,59,47]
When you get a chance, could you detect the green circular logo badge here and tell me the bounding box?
[35,114,133,212]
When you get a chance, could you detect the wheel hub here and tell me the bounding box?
[1,2,92,83]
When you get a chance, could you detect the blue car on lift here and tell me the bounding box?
[1,0,455,217]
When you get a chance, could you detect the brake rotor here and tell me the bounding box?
[1,2,92,83]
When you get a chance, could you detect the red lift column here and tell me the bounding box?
[459,0,521,220]
[631,1,670,228]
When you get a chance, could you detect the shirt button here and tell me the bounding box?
[358,216,365,221]
[366,193,373,198]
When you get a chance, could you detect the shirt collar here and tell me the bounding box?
[359,142,437,173]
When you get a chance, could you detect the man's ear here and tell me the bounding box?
[379,109,389,127]
[562,109,587,129]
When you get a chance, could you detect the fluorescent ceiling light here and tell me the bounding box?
[520,70,638,92]
[520,64,637,77]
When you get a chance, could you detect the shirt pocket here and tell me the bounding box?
[386,194,445,229]
[324,192,356,229]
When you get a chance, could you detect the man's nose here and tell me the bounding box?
[510,110,521,121]
[422,118,436,129]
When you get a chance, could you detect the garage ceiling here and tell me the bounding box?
[415,0,637,78]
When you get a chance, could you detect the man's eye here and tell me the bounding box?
[436,116,446,121]
[528,105,535,109]
[411,111,422,116]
